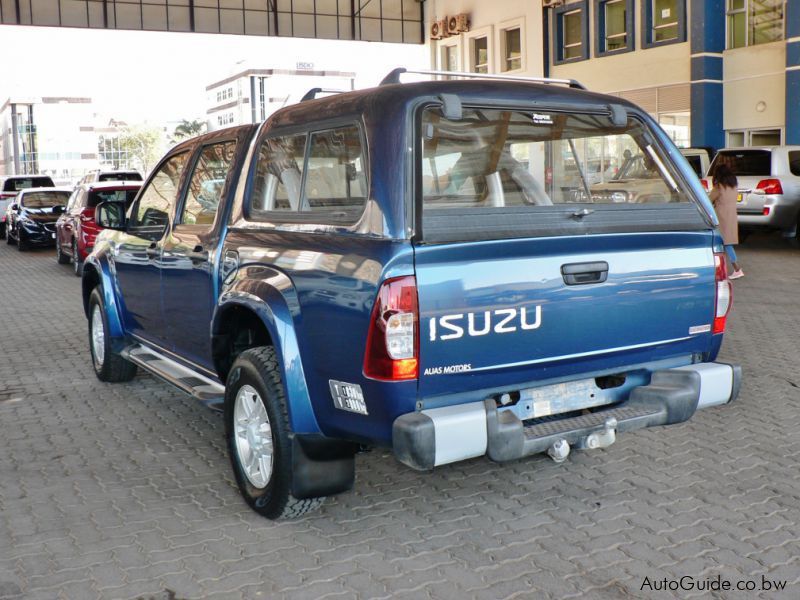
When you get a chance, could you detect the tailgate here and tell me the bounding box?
[414,231,717,398]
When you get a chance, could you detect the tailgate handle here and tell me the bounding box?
[561,261,609,286]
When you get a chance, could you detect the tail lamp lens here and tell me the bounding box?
[363,276,418,381]
[713,253,732,334]
[700,179,709,191]
[756,179,783,195]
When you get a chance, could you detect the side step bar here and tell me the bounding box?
[122,344,226,407]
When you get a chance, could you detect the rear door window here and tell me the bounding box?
[181,141,237,226]
[710,150,772,176]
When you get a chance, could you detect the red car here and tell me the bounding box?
[55,181,141,275]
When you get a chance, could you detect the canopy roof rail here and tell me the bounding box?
[300,88,348,102]
[379,67,586,90]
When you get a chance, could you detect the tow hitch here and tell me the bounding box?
[547,417,618,463]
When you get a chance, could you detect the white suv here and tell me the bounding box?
[705,146,800,241]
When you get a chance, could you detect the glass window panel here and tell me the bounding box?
[472,37,489,73]
[563,11,582,59]
[653,0,678,41]
[421,107,691,211]
[128,153,188,235]
[788,151,800,176]
[302,126,368,216]
[504,28,521,71]
[750,0,783,45]
[182,141,237,226]
[604,0,627,51]
[251,134,307,213]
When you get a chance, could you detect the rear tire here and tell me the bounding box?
[56,238,70,264]
[0,222,5,239]
[73,239,83,276]
[224,347,324,520]
[88,287,137,383]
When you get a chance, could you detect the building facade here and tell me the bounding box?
[206,67,356,131]
[425,0,800,150]
[0,96,100,182]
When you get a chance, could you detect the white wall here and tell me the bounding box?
[723,41,785,133]
[427,0,545,77]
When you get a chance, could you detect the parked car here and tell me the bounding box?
[703,146,800,242]
[56,182,141,275]
[77,169,142,187]
[0,175,56,239]
[5,187,70,251]
[81,70,740,520]
[680,148,712,178]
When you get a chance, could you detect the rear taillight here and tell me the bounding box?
[713,252,732,334]
[756,179,783,195]
[700,179,709,191]
[80,207,95,222]
[363,276,419,381]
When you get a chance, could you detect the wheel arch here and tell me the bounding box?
[81,257,125,338]
[213,274,320,435]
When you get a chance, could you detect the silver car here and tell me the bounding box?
[706,146,800,241]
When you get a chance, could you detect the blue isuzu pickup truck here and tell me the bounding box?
[82,70,740,519]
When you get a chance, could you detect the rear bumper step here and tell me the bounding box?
[393,362,741,471]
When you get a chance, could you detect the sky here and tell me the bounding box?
[0,25,429,125]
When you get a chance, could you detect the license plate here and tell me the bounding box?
[737,193,743,203]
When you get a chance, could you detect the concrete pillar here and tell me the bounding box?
[690,0,725,151]
[786,0,800,145]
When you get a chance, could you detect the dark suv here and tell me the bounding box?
[82,70,740,520]
[0,175,55,238]
[56,182,141,275]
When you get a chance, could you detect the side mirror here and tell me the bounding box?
[9,203,18,212]
[52,205,65,215]
[95,201,126,230]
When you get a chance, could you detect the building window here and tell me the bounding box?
[441,44,459,72]
[471,36,489,73]
[652,0,678,42]
[726,128,783,147]
[502,27,522,71]
[727,0,784,49]
[596,0,633,55]
[603,1,627,51]
[554,2,588,64]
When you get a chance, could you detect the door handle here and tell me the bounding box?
[561,261,609,285]
[145,242,159,259]
[186,245,209,263]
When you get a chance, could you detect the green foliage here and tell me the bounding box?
[172,119,207,143]
[117,125,165,174]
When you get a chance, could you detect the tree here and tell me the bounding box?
[117,125,165,175]
[172,119,207,143]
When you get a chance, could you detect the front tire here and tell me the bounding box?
[17,232,29,251]
[56,238,70,264]
[224,347,324,520]
[88,287,137,382]
[6,228,16,245]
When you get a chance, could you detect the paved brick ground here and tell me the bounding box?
[0,234,798,600]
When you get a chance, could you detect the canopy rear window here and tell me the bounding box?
[4,176,54,191]
[418,106,706,242]
[98,172,142,182]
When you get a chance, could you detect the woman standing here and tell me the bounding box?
[709,164,744,279]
